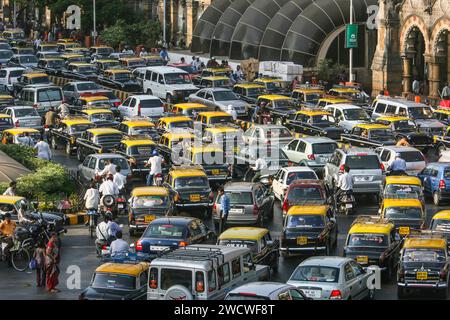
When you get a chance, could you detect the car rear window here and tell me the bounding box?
[444,168,450,180]
[10,70,24,77]
[312,143,337,154]
[141,99,162,109]
[286,171,318,184]
[91,273,135,290]
[287,187,324,202]
[345,155,380,169]
[223,192,253,205]
[98,157,129,170]
[286,214,325,228]
[348,234,388,247]
[218,239,258,253]
[38,89,62,102]
[15,108,39,117]
[400,151,424,162]
[290,266,339,283]
[160,268,192,291]
[174,177,208,188]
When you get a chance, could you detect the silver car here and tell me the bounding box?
[243,124,294,147]
[287,256,374,300]
[188,88,249,117]
[2,106,42,130]
[213,182,274,227]
[324,148,385,196]
[77,153,131,184]
[225,282,310,300]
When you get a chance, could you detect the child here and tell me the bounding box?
[34,241,46,287]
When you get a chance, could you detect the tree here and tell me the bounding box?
[316,59,347,83]
[99,19,128,49]
[100,20,162,49]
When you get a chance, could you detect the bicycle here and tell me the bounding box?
[0,237,31,272]
[87,209,99,239]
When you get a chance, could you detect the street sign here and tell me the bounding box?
[345,24,359,48]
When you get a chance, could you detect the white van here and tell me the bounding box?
[142,66,199,104]
[147,244,270,300]
[118,94,164,121]
[18,85,63,115]
[0,67,25,93]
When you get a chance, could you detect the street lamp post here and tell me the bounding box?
[13,0,17,28]
[349,0,354,83]
[92,0,97,45]
[163,0,166,48]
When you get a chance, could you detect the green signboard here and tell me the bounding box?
[345,24,359,49]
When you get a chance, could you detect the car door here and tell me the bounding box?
[343,262,360,299]
[119,97,131,118]
[418,166,431,194]
[272,169,285,200]
[204,90,215,109]
[62,83,75,102]
[86,156,97,181]
[296,141,307,164]
[348,261,369,300]
[155,73,165,98]
[129,98,137,116]
[284,139,299,162]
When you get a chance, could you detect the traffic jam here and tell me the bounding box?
[2,28,450,301]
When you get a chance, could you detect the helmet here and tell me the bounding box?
[104,211,112,221]
[20,200,27,209]
[152,149,158,156]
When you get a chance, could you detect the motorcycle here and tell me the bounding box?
[335,189,356,216]
[154,173,163,187]
[101,195,117,219]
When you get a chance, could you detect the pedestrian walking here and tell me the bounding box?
[34,136,52,161]
[34,241,46,287]
[45,233,60,293]
[412,79,420,95]
[218,187,230,234]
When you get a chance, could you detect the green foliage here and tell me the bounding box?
[100,19,162,49]
[99,19,128,49]
[316,59,347,83]
[0,144,46,171]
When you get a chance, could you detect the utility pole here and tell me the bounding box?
[349,0,354,82]
[13,0,17,28]
[92,0,97,45]
[163,0,166,47]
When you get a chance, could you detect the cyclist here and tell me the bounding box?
[84,182,100,226]
[0,212,16,266]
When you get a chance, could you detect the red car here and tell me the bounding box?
[281,180,329,217]
[167,63,200,81]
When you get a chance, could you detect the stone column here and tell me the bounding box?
[171,0,178,45]
[402,56,412,94]
[447,33,450,83]
[428,57,441,99]
[186,0,193,48]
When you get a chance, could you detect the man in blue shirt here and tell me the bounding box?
[218,187,230,234]
[389,153,407,175]
[160,47,169,65]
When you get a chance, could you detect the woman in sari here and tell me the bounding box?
[45,233,60,293]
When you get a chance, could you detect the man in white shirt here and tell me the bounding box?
[98,159,117,176]
[335,165,353,205]
[110,230,129,257]
[146,150,163,186]
[227,105,237,121]
[99,175,120,197]
[113,166,127,193]
[95,214,112,255]
[18,201,33,225]
[3,181,16,196]
[34,137,52,161]
[84,182,100,210]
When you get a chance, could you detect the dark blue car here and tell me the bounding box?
[135,217,216,256]
[418,162,450,205]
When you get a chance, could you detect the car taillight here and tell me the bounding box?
[136,240,143,251]
[15,120,19,127]
[282,200,289,214]
[179,241,188,247]
[253,204,259,215]
[114,102,120,107]
[307,154,315,160]
[212,203,217,214]
[340,164,345,171]
[329,290,342,300]
[209,192,214,200]
[380,163,385,171]
[439,179,446,189]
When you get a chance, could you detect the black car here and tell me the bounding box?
[285,110,345,140]
[97,69,141,92]
[62,63,98,82]
[341,124,397,148]
[36,58,65,76]
[252,95,298,126]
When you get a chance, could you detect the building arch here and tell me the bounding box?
[399,14,431,55]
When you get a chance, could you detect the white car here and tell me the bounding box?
[375,146,426,176]
[142,66,199,103]
[118,94,164,121]
[2,106,42,130]
[243,124,294,147]
[0,67,25,93]
[272,166,318,201]
[324,104,371,132]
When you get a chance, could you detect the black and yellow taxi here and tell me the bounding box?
[291,86,325,108]
[253,77,285,95]
[0,94,14,108]
[157,115,193,134]
[279,205,337,257]
[128,186,175,236]
[341,123,397,148]
[397,232,449,299]
[381,176,424,205]
[97,69,141,92]
[60,53,85,65]
[316,97,351,108]
[118,57,147,70]
[169,102,207,119]
[180,145,232,184]
[36,57,65,75]
[81,108,119,128]
[197,76,232,89]
[217,227,279,272]
[79,262,150,300]
[89,46,114,59]
[76,128,123,161]
[254,94,297,125]
[232,83,266,104]
[0,113,13,132]
[1,128,40,145]
[72,95,112,112]
[95,59,121,74]
[433,108,450,126]
[58,42,81,52]
[194,111,234,132]
[203,126,243,158]
[193,67,232,85]
[13,72,50,93]
[158,131,195,167]
[344,215,401,279]
[380,198,425,237]
[48,117,94,154]
[64,46,91,56]
[285,109,344,140]
[117,119,159,141]
[165,165,214,215]
[114,137,157,180]
[430,210,450,254]
[328,86,368,105]
[141,54,165,66]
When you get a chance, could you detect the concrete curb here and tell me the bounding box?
[65,212,88,225]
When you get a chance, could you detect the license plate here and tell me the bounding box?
[318,157,328,163]
[190,194,200,202]
[212,169,220,175]
[355,176,369,182]
[149,246,169,251]
[302,289,321,299]
[144,215,156,223]
[416,271,428,280]
[118,204,124,209]
[297,236,308,245]
[229,208,244,214]
[345,203,353,208]
[356,256,368,264]
[399,226,410,236]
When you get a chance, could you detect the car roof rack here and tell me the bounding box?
[351,215,393,226]
[161,246,225,267]
[169,164,204,171]
[406,230,446,239]
[128,116,151,122]
[294,84,324,90]
[123,134,154,140]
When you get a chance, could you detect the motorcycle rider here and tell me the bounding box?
[145,149,163,186]
[95,212,112,256]
[98,159,117,177]
[389,153,407,176]
[0,212,16,266]
[57,101,70,119]
[99,174,119,201]
[18,200,34,225]
[110,230,129,258]
[335,165,353,207]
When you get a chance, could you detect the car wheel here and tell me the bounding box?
[51,136,57,150]
[433,192,441,206]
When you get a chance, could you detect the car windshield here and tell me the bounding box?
[393,120,416,130]
[287,214,325,228]
[247,88,264,97]
[348,234,388,247]
[31,76,49,84]
[223,192,253,205]
[0,117,12,125]
[408,107,433,119]
[140,99,162,108]
[10,70,23,77]
[403,248,446,262]
[70,124,93,133]
[132,195,168,208]
[218,239,258,254]
[143,223,185,238]
[290,266,339,283]
[47,60,64,68]
[370,129,395,140]
[114,73,131,80]
[312,143,337,154]
[266,82,281,90]
[164,73,190,84]
[98,158,129,170]
[128,145,155,156]
[385,184,422,199]
[343,108,369,121]
[15,108,39,117]
[311,115,333,124]
[0,51,12,59]
[384,206,422,219]
[274,99,295,109]
[304,93,322,102]
[91,113,114,121]
[130,127,156,135]
[286,171,318,185]
[19,56,37,63]
[209,115,233,125]
[169,120,193,129]
[174,176,208,189]
[213,91,238,101]
[38,89,62,102]
[265,128,292,138]
[78,66,95,73]
[0,44,10,50]
[194,151,225,165]
[77,82,101,91]
[400,151,424,162]
[346,155,380,169]
[431,219,450,233]
[103,62,119,69]
[91,273,135,291]
[287,187,325,202]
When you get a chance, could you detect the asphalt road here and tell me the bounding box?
[0,148,448,300]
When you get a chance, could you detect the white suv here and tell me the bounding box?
[118,95,164,121]
[324,104,371,132]
[142,66,199,103]
[0,67,25,93]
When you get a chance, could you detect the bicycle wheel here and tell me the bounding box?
[89,216,95,239]
[11,248,30,272]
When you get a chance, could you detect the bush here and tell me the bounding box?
[100,19,162,49]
